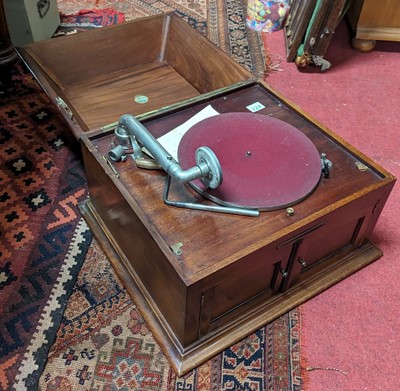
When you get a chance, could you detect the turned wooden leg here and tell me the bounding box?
[351,37,376,52]
[0,0,18,66]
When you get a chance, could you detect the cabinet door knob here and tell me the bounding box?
[298,258,308,268]
[280,269,288,278]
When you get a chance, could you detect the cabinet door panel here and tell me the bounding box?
[299,218,361,266]
[287,202,377,289]
[199,245,291,334]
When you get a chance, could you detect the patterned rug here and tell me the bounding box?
[39,239,302,390]
[54,8,126,36]
[0,64,92,390]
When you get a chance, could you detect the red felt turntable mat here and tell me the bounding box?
[177,113,322,210]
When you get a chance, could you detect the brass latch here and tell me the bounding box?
[170,242,183,256]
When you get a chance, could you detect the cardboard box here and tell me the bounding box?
[4,0,60,46]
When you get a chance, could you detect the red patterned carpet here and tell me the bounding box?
[0,64,92,390]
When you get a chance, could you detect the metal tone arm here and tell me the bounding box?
[111,114,223,189]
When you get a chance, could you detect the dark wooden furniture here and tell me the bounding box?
[348,0,400,52]
[284,0,348,70]
[17,13,396,375]
[0,0,17,66]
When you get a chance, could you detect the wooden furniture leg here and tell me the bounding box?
[351,37,377,52]
[0,0,18,67]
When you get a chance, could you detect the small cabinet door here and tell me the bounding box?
[198,244,291,335]
[280,200,378,291]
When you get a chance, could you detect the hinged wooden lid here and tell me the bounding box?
[17,13,253,138]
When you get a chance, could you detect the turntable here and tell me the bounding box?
[108,109,327,215]
[17,14,395,376]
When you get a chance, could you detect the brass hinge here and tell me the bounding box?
[55,97,74,121]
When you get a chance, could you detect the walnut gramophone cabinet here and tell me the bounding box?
[17,13,395,375]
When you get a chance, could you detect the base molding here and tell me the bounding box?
[356,26,400,42]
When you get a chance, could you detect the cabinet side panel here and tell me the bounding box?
[165,16,251,92]
[358,0,400,29]
[82,142,188,345]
